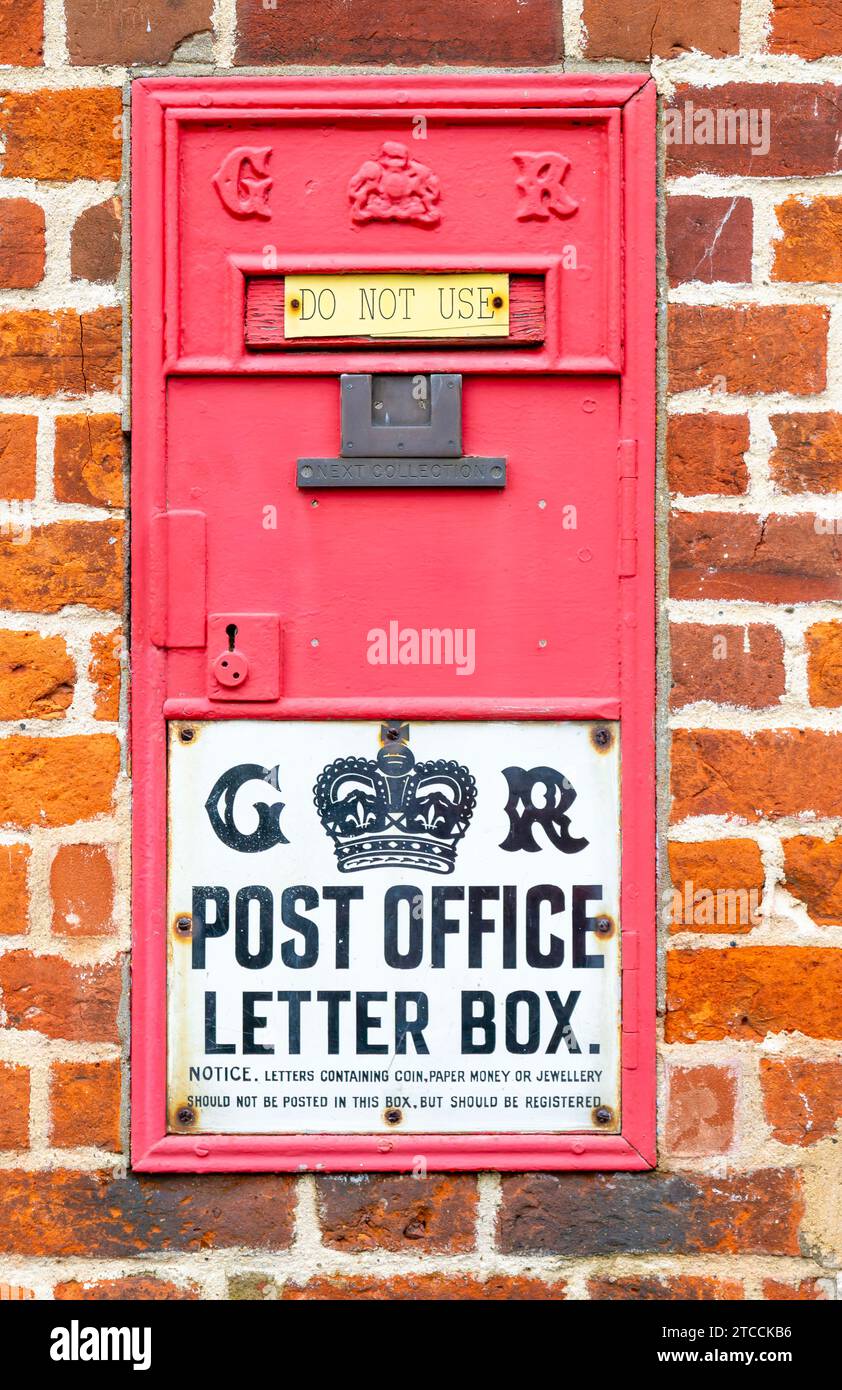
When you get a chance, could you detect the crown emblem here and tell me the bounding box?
[314,723,476,874]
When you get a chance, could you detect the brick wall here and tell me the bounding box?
[0,0,840,1302]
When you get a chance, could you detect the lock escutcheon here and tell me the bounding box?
[212,647,250,687]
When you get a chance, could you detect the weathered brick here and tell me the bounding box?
[666,195,752,285]
[666,947,842,1041]
[0,309,120,397]
[761,1058,842,1146]
[671,623,785,709]
[0,950,121,1042]
[0,200,45,289]
[0,630,74,720]
[770,0,842,59]
[498,1170,803,1255]
[773,195,842,283]
[89,629,121,721]
[54,414,123,508]
[670,513,842,603]
[763,1277,827,1299]
[0,521,123,613]
[70,198,121,284]
[0,1171,296,1255]
[0,734,119,827]
[0,1063,29,1149]
[671,730,842,822]
[55,1276,199,1300]
[583,0,738,58]
[66,0,212,65]
[588,1275,743,1300]
[668,838,764,933]
[770,412,842,492]
[50,1059,121,1150]
[0,0,42,65]
[0,844,30,935]
[236,0,562,64]
[277,1273,566,1300]
[669,304,828,396]
[806,622,842,707]
[665,1064,737,1155]
[318,1174,477,1253]
[782,835,842,925]
[667,413,749,496]
[0,415,37,501]
[0,89,121,181]
[51,843,115,937]
[0,1284,35,1299]
[666,84,842,178]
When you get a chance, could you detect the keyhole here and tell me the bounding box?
[225,623,238,651]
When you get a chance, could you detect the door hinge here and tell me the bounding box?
[149,510,207,649]
[618,438,638,578]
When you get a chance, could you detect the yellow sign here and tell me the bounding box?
[284,273,510,339]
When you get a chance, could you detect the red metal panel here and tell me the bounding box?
[131,75,656,1173]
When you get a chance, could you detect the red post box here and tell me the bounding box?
[131,75,656,1172]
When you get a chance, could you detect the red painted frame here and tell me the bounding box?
[131,75,656,1173]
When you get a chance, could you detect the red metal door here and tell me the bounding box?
[131,75,656,1173]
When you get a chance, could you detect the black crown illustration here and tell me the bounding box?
[314,722,476,874]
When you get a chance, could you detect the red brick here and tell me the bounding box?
[70,198,121,284]
[0,0,42,65]
[671,729,842,822]
[0,200,45,289]
[774,195,842,283]
[763,1277,827,1299]
[671,513,842,603]
[0,415,37,501]
[0,844,30,935]
[782,835,842,924]
[807,622,842,706]
[668,838,764,934]
[0,1171,296,1255]
[498,1170,803,1255]
[666,947,842,1042]
[50,1059,121,1150]
[665,1064,737,1155]
[0,630,74,720]
[671,623,785,709]
[278,1273,566,1300]
[0,309,120,397]
[51,843,115,937]
[54,414,123,508]
[0,734,119,827]
[55,1276,199,1300]
[666,413,749,495]
[0,950,121,1042]
[0,89,121,182]
[89,629,121,721]
[0,1063,28,1149]
[669,304,828,396]
[770,412,842,492]
[236,0,561,64]
[583,0,738,58]
[588,1275,743,1299]
[0,521,123,613]
[770,0,842,58]
[666,84,842,178]
[666,196,752,285]
[760,1057,842,1145]
[66,0,212,64]
[318,1174,477,1253]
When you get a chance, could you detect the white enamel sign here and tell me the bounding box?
[167,719,621,1134]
